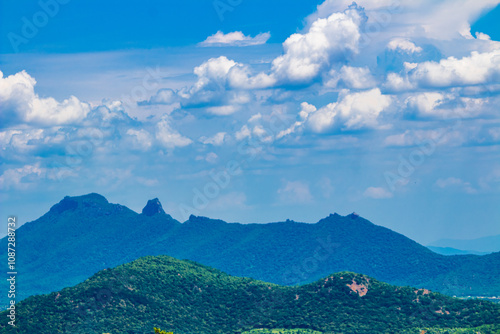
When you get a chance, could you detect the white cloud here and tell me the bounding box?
[363,186,393,199]
[387,38,423,53]
[126,129,153,150]
[0,70,90,127]
[278,180,313,204]
[307,88,392,132]
[207,105,240,116]
[325,66,377,89]
[404,91,486,118]
[199,31,271,47]
[200,132,227,146]
[252,125,273,143]
[235,125,251,141]
[196,152,218,163]
[248,113,262,123]
[227,64,277,89]
[271,4,366,84]
[192,56,238,85]
[0,164,44,190]
[143,88,178,105]
[385,72,415,92]
[435,177,477,194]
[475,32,491,40]
[407,50,500,88]
[405,92,445,115]
[308,0,500,40]
[155,116,192,149]
[277,102,316,139]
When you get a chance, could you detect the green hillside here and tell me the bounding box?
[2,193,500,304]
[1,255,499,334]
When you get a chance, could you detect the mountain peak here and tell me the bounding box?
[49,193,109,214]
[349,212,360,219]
[142,198,165,216]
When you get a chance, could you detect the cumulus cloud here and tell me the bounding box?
[139,88,179,105]
[277,102,316,139]
[143,56,256,111]
[199,31,270,47]
[235,125,252,140]
[155,116,192,149]
[404,91,487,118]
[385,49,500,93]
[270,3,366,84]
[307,88,392,132]
[182,56,239,106]
[307,0,500,40]
[324,66,377,89]
[227,65,277,89]
[200,132,227,146]
[363,186,393,199]
[206,105,240,116]
[126,129,154,150]
[475,32,491,40]
[387,38,423,53]
[407,50,500,88]
[0,70,90,127]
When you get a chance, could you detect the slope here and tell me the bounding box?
[1,255,499,334]
[1,193,499,305]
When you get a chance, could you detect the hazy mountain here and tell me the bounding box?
[429,235,500,254]
[1,255,498,334]
[2,193,500,306]
[427,246,490,256]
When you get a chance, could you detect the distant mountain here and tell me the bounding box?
[427,246,490,256]
[1,255,498,334]
[429,235,500,254]
[2,193,500,306]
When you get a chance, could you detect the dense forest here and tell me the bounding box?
[1,255,499,334]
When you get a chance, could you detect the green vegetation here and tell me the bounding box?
[242,329,323,333]
[2,193,500,303]
[1,255,498,334]
[401,325,500,333]
[243,328,500,334]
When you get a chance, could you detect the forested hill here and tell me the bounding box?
[1,193,499,304]
[1,255,499,334]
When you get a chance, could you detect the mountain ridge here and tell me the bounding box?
[1,193,499,305]
[429,234,500,254]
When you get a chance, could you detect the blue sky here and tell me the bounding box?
[1,0,500,244]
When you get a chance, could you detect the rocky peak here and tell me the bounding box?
[141,198,165,216]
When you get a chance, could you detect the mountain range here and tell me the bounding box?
[428,235,500,254]
[1,255,499,334]
[1,193,500,306]
[426,246,490,256]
